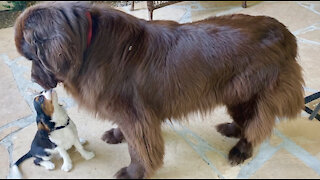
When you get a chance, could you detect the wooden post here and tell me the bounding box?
[242,1,247,8]
[130,1,134,11]
[147,1,154,21]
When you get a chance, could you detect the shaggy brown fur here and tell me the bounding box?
[14,1,305,178]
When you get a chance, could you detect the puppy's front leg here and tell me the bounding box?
[74,139,95,160]
[57,147,72,172]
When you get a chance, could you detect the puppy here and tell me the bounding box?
[9,89,95,179]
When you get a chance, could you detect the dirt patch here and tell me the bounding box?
[0,10,21,29]
[0,1,136,29]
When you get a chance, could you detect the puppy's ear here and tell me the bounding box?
[37,121,50,132]
[37,115,55,131]
[36,115,49,132]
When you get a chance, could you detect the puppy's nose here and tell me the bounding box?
[44,89,52,93]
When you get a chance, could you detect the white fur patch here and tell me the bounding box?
[7,165,22,179]
[79,138,87,145]
[42,90,52,100]
[39,161,55,170]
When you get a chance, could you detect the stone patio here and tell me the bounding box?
[1,1,320,179]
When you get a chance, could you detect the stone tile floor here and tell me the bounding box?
[1,1,320,179]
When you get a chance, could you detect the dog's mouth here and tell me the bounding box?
[31,60,60,90]
[31,74,59,90]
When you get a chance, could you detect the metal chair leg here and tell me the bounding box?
[242,1,247,8]
[309,103,320,120]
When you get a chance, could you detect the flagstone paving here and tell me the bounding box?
[0,1,320,179]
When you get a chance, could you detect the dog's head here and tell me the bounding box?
[14,2,91,89]
[33,89,60,131]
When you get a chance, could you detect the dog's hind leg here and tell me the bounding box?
[216,122,242,138]
[115,113,164,179]
[225,95,277,165]
[34,158,55,170]
[101,127,124,144]
[216,95,258,139]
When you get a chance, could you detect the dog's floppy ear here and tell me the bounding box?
[15,3,89,79]
[24,8,73,77]
[37,120,51,132]
[36,114,55,131]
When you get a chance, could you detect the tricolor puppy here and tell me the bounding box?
[9,89,95,179]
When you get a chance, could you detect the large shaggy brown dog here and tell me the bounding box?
[15,1,304,178]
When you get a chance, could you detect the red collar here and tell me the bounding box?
[85,12,92,48]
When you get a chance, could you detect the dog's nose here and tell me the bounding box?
[44,89,52,93]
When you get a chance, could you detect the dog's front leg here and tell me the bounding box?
[74,139,95,160]
[57,147,72,172]
[114,111,164,179]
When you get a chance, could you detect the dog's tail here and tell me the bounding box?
[7,152,32,179]
[268,61,305,119]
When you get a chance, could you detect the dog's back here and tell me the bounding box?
[138,14,304,124]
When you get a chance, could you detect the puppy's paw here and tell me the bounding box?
[41,161,55,170]
[79,138,87,145]
[83,151,95,160]
[61,163,72,172]
[101,128,124,144]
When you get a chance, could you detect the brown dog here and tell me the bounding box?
[14,1,305,178]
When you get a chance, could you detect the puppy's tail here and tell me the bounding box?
[7,152,32,179]
[8,165,22,179]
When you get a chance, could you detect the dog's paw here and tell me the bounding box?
[101,128,124,144]
[83,151,95,160]
[114,166,144,179]
[61,163,72,172]
[40,161,55,170]
[216,123,242,138]
[79,138,87,145]
[228,140,253,166]
[115,167,131,179]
